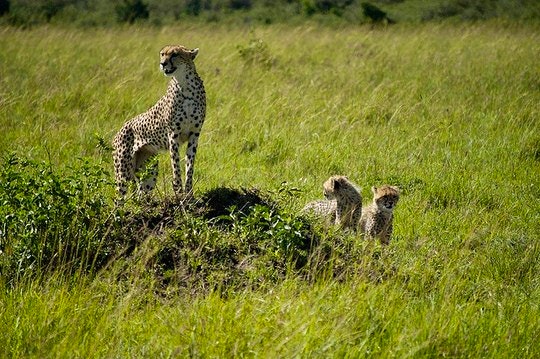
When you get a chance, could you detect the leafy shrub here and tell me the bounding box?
[228,0,251,10]
[302,0,353,16]
[228,204,313,263]
[361,2,394,23]
[116,0,149,23]
[0,154,115,282]
[0,0,9,16]
[40,0,66,21]
[185,0,202,16]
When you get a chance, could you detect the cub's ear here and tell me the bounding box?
[371,186,377,194]
[391,186,400,193]
[189,48,199,60]
[331,178,341,190]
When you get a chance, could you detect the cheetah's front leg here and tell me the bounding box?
[380,221,393,245]
[184,132,200,196]
[334,206,344,227]
[168,133,183,194]
[112,127,136,204]
[363,217,378,241]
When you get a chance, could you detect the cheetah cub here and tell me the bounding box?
[303,175,362,232]
[359,185,400,244]
[113,45,206,202]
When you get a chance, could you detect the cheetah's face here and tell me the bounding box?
[159,45,199,77]
[323,187,335,200]
[322,175,346,200]
[372,185,400,212]
[323,176,339,200]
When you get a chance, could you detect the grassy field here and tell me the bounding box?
[0,22,539,357]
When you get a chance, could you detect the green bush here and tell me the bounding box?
[228,0,251,10]
[115,0,149,23]
[0,0,9,16]
[302,0,353,16]
[185,0,202,16]
[361,2,394,23]
[0,154,114,282]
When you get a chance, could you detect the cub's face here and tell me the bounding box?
[322,175,348,200]
[159,45,199,77]
[323,177,337,200]
[373,185,400,211]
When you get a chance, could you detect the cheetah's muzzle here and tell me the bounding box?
[162,66,177,75]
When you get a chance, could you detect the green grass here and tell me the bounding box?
[1,22,539,357]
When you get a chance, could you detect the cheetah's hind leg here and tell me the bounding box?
[134,146,159,199]
[113,143,136,205]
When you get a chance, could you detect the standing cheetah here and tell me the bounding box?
[359,185,400,244]
[303,175,362,231]
[112,45,206,201]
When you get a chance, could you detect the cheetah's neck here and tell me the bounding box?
[171,65,200,90]
[168,73,201,100]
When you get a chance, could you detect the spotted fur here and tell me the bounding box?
[359,185,400,244]
[303,175,362,231]
[112,45,206,202]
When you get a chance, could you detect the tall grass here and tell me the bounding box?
[0,22,539,357]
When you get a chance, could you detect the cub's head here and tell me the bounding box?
[372,185,400,211]
[323,175,351,200]
[159,45,199,77]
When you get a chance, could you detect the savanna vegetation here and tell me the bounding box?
[1,0,540,27]
[0,3,539,357]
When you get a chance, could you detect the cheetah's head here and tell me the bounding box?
[372,185,400,212]
[159,45,199,77]
[323,175,350,200]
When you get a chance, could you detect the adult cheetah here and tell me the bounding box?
[303,175,362,231]
[112,45,206,202]
[359,185,400,244]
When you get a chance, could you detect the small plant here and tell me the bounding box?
[235,204,312,257]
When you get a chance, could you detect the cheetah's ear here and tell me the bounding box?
[391,186,400,194]
[371,186,377,194]
[189,48,199,60]
[332,178,341,190]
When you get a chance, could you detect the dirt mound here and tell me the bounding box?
[117,187,275,234]
[196,187,276,223]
